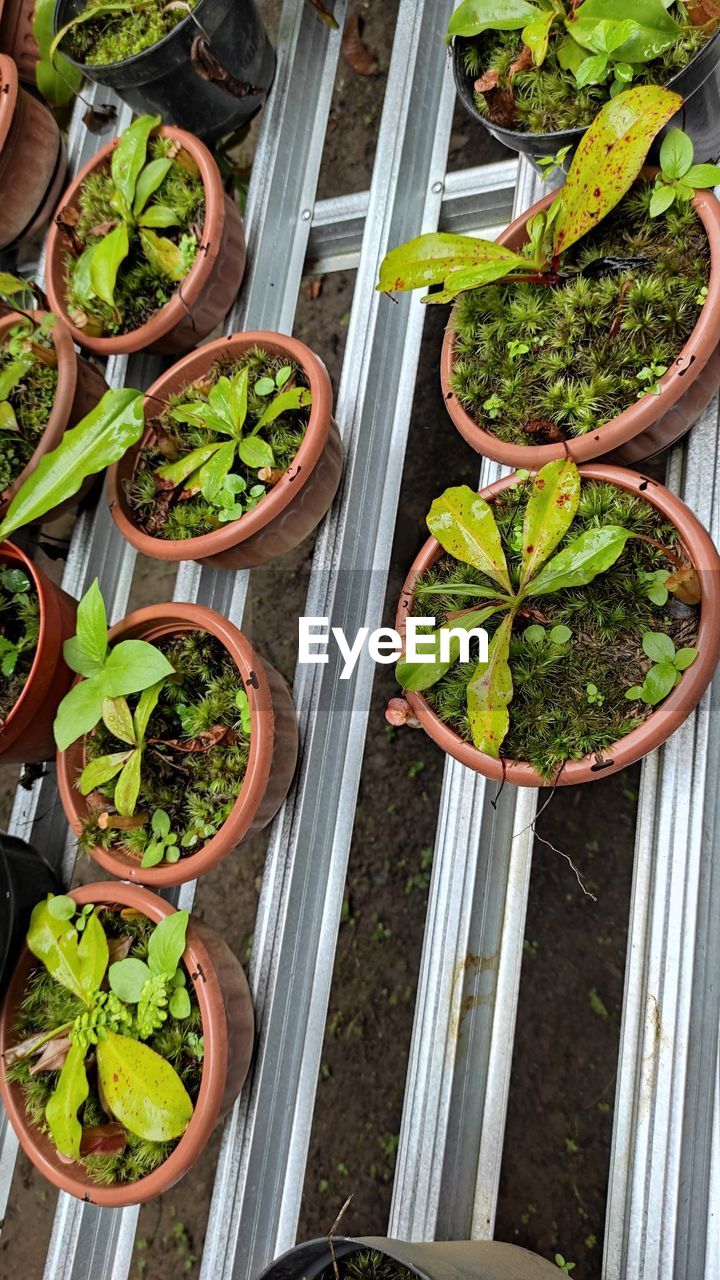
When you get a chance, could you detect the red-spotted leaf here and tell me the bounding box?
[525,525,633,595]
[552,86,682,257]
[427,486,512,593]
[520,459,580,588]
[96,1032,193,1141]
[376,233,527,300]
[467,612,514,756]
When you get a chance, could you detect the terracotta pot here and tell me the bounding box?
[257,1236,560,1280]
[441,173,720,469]
[395,464,720,788]
[56,602,298,886]
[0,881,255,1205]
[0,310,107,519]
[44,124,246,357]
[107,331,343,570]
[0,0,39,82]
[0,54,67,251]
[0,540,76,763]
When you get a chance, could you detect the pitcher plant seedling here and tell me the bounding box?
[377,87,688,305]
[448,0,717,132]
[6,896,195,1163]
[398,459,701,763]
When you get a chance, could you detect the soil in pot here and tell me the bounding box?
[0,314,59,497]
[75,629,253,872]
[458,9,716,137]
[449,179,710,451]
[59,122,205,342]
[3,896,205,1187]
[126,346,312,541]
[401,466,702,782]
[0,557,39,723]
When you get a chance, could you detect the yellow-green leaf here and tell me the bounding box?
[467,613,514,756]
[552,86,682,257]
[113,748,142,817]
[376,233,527,299]
[102,695,136,745]
[520,459,580,588]
[111,115,160,212]
[133,680,165,742]
[77,911,110,997]
[78,750,133,795]
[133,158,172,215]
[526,525,633,595]
[396,604,503,692]
[427,486,512,593]
[96,1032,193,1141]
[522,8,555,64]
[89,223,130,309]
[27,899,105,1006]
[140,229,187,282]
[46,1042,88,1160]
[447,0,541,38]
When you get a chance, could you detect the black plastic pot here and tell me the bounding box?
[0,832,58,997]
[255,1236,562,1280]
[52,0,276,144]
[452,28,720,170]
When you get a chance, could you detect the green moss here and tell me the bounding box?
[64,136,204,337]
[412,480,698,781]
[450,183,709,446]
[127,347,311,540]
[0,564,39,720]
[5,908,203,1186]
[77,630,250,863]
[0,323,58,493]
[461,14,710,134]
[337,1251,415,1280]
[60,0,198,66]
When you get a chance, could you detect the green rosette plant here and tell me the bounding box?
[5,895,197,1170]
[397,459,698,773]
[447,0,718,134]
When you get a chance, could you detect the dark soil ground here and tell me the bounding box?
[0,5,644,1279]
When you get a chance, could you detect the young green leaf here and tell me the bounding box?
[75,579,109,669]
[138,206,180,229]
[522,8,555,65]
[396,605,501,692]
[140,230,187,282]
[27,898,105,1005]
[77,912,110,995]
[113,747,142,816]
[89,223,130,309]
[53,678,106,752]
[552,86,682,258]
[674,647,697,671]
[169,986,192,1019]
[466,612,514,756]
[683,163,720,189]
[0,389,145,541]
[111,115,161,213]
[642,630,675,662]
[197,441,236,501]
[45,1042,89,1160]
[575,53,609,87]
[133,680,165,742]
[416,581,508,600]
[649,183,677,217]
[156,443,226,490]
[102,695,136,745]
[78,749,133,795]
[254,386,312,431]
[447,0,541,38]
[47,895,76,921]
[659,127,694,180]
[376,232,528,300]
[96,1032,193,1141]
[237,437,275,470]
[102,640,175,698]
[640,660,678,703]
[566,0,680,64]
[427,486,512,593]
[108,956,152,1003]
[148,910,190,977]
[526,526,633,595]
[133,157,173,216]
[520,459,580,588]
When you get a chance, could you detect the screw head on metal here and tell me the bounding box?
[301,209,312,221]
[432,181,444,194]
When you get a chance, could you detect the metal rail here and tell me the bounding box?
[0,3,718,1278]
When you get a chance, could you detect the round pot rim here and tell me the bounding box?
[0,541,54,740]
[54,0,221,73]
[107,330,333,559]
[395,463,720,787]
[451,27,720,144]
[0,881,228,1205]
[44,124,224,356]
[0,54,18,155]
[55,602,274,886]
[0,309,78,512]
[440,174,720,467]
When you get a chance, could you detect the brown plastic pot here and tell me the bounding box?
[0,310,107,519]
[0,881,255,1205]
[44,123,246,357]
[0,0,39,82]
[107,331,343,570]
[56,601,299,886]
[395,464,720,788]
[441,173,720,469]
[257,1236,561,1280]
[0,54,67,251]
[0,540,76,763]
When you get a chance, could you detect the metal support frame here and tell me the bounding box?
[1,2,719,1277]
